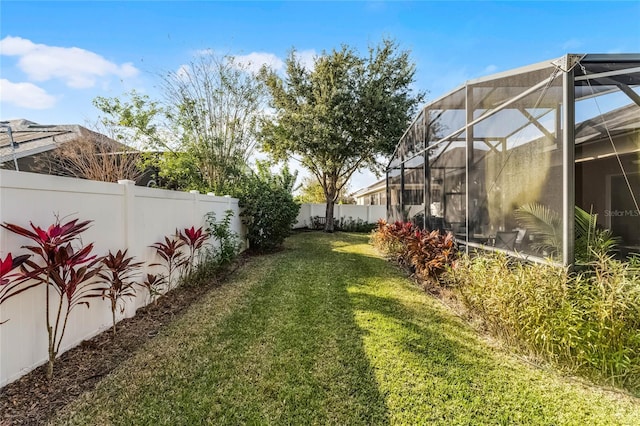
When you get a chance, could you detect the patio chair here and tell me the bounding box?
[494,230,519,250]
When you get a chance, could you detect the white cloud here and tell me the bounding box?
[175,64,192,82]
[0,79,56,109]
[483,64,498,74]
[232,50,316,75]
[0,36,139,89]
[233,52,285,74]
[293,50,316,71]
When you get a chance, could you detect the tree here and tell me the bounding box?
[160,53,267,194]
[260,39,423,231]
[297,176,353,204]
[93,51,267,195]
[44,131,142,183]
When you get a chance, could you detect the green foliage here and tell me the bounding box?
[162,53,267,195]
[296,177,327,203]
[514,203,620,263]
[180,211,241,288]
[446,252,640,392]
[55,233,640,425]
[296,177,353,204]
[513,202,562,256]
[260,38,423,231]
[94,52,267,195]
[574,205,620,263]
[140,150,209,192]
[93,90,163,147]
[238,164,301,252]
[335,216,377,233]
[204,210,242,266]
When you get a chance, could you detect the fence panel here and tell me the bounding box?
[0,170,242,387]
[293,203,387,228]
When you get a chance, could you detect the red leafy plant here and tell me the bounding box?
[1,218,104,379]
[139,273,166,305]
[178,226,209,274]
[98,249,143,336]
[371,220,457,283]
[0,253,31,324]
[371,220,416,263]
[405,229,456,282]
[149,235,187,291]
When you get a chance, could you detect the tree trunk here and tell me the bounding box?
[325,199,335,232]
[47,356,54,380]
[112,301,117,337]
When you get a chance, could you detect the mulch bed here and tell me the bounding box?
[0,259,245,426]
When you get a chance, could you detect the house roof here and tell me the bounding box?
[352,177,386,198]
[0,119,131,164]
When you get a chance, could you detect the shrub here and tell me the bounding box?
[445,252,640,392]
[205,210,242,266]
[178,226,209,275]
[369,219,413,257]
[406,229,456,282]
[1,218,104,379]
[0,253,31,324]
[335,216,377,233]
[139,273,165,305]
[238,169,300,252]
[182,211,242,288]
[98,249,143,336]
[371,220,456,282]
[149,235,187,290]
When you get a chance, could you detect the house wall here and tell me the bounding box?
[0,170,244,388]
[354,189,387,206]
[294,203,386,228]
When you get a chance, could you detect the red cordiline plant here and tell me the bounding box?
[98,249,143,336]
[1,218,104,379]
[178,226,209,274]
[149,235,187,291]
[139,273,166,305]
[0,253,31,324]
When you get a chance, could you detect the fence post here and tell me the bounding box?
[118,180,136,251]
[190,190,200,227]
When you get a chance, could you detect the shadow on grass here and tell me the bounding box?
[324,232,502,390]
[165,231,395,425]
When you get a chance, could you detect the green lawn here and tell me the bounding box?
[56,232,640,425]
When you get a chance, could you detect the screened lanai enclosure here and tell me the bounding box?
[387,54,640,265]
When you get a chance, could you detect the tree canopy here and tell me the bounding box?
[260,39,423,231]
[93,52,267,195]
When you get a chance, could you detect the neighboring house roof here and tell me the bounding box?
[0,119,130,164]
[352,178,386,198]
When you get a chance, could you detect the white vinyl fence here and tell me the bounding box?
[0,170,243,387]
[294,203,386,229]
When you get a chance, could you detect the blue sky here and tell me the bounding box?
[1,1,639,188]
